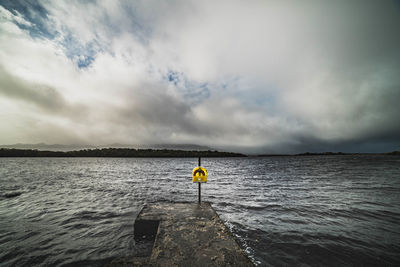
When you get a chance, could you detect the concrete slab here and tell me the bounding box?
[133,202,254,267]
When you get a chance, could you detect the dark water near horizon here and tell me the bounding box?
[0,156,399,266]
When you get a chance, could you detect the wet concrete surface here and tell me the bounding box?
[131,202,254,266]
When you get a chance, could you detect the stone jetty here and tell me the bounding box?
[130,202,254,266]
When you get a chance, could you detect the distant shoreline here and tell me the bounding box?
[255,151,400,157]
[0,148,245,158]
[0,148,399,158]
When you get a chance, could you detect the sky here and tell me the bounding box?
[0,0,399,153]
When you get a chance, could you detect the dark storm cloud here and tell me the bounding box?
[0,66,87,116]
[0,66,65,110]
[0,0,400,152]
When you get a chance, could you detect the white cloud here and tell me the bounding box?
[0,0,399,152]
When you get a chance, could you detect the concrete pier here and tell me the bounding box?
[131,202,254,266]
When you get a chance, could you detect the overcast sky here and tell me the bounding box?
[0,0,399,153]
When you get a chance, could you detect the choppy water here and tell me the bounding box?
[0,156,399,266]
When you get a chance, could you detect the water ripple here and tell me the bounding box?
[0,156,399,266]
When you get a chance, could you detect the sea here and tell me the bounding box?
[0,155,399,266]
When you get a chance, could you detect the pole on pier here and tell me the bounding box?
[198,157,201,204]
[198,183,201,204]
[192,156,207,205]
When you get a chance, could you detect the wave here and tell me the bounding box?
[1,191,23,198]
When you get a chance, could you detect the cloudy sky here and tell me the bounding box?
[0,0,399,153]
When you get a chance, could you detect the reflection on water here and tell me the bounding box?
[0,156,399,266]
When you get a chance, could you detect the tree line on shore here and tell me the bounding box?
[0,148,246,157]
[256,151,400,156]
[1,148,399,157]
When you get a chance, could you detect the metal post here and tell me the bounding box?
[198,183,201,204]
[198,157,201,204]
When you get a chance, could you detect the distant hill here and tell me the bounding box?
[0,143,213,152]
[0,143,97,151]
[145,144,212,151]
[0,148,245,158]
